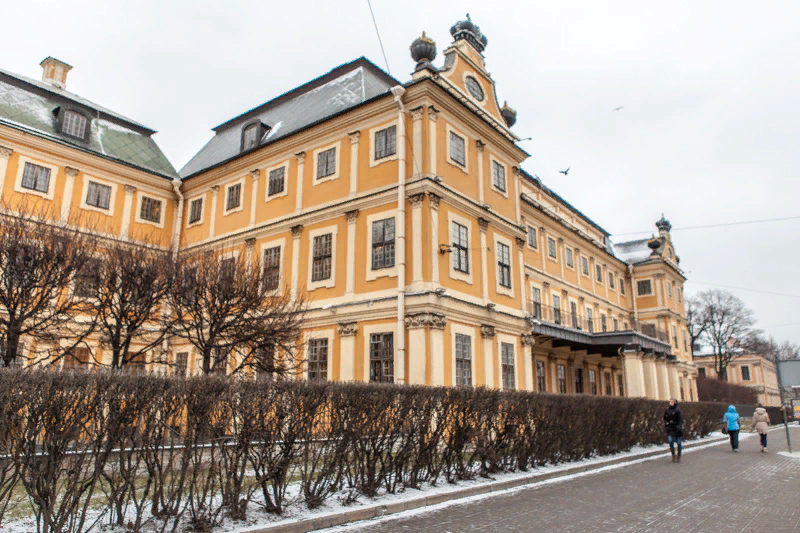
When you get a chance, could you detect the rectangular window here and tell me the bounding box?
[75,258,102,299]
[449,131,466,166]
[565,248,574,268]
[574,368,584,394]
[596,265,603,283]
[372,218,396,270]
[140,196,162,223]
[586,307,594,333]
[613,318,619,331]
[677,288,682,302]
[212,348,229,375]
[741,365,750,381]
[263,246,281,291]
[62,110,87,139]
[581,257,589,276]
[307,339,328,381]
[501,342,515,389]
[455,334,472,386]
[312,234,333,282]
[531,287,542,319]
[557,364,567,393]
[189,198,203,224]
[617,374,624,397]
[242,124,258,151]
[491,160,506,192]
[668,282,673,298]
[317,147,336,178]
[620,279,625,295]
[547,237,557,259]
[673,325,678,348]
[452,222,469,273]
[589,369,597,395]
[683,331,688,352]
[527,226,537,248]
[268,166,285,196]
[552,294,561,325]
[369,333,394,383]
[86,181,112,210]
[65,347,91,368]
[226,183,241,211]
[604,372,612,396]
[698,367,706,378]
[609,272,615,289]
[570,301,579,328]
[601,314,607,332]
[536,360,546,392]
[21,162,51,193]
[637,280,652,296]
[374,125,397,160]
[175,352,188,377]
[497,242,511,288]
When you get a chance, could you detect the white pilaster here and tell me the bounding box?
[481,325,495,388]
[61,166,79,223]
[430,320,445,386]
[575,248,582,290]
[245,237,255,273]
[410,194,424,283]
[120,184,136,239]
[428,106,438,175]
[622,352,646,397]
[348,132,359,196]
[249,168,260,226]
[429,193,440,285]
[337,322,358,381]
[513,167,522,223]
[411,109,423,176]
[0,146,12,202]
[290,225,303,300]
[479,218,489,302]
[209,185,219,239]
[522,335,534,391]
[295,151,305,212]
[516,237,526,312]
[345,210,359,295]
[476,140,485,204]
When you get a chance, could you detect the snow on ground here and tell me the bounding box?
[778,451,800,459]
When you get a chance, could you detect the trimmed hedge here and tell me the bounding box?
[696,375,757,404]
[0,369,724,532]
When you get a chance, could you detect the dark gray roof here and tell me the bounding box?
[0,69,177,179]
[179,57,398,178]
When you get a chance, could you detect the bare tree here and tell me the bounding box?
[169,248,306,376]
[0,204,99,368]
[692,289,756,380]
[744,333,800,362]
[92,239,175,370]
[686,296,707,357]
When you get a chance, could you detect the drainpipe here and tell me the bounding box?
[171,178,184,257]
[391,85,407,384]
[628,265,639,326]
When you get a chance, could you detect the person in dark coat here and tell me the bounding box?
[664,398,683,463]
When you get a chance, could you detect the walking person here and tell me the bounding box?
[752,404,771,452]
[723,405,741,452]
[664,398,683,462]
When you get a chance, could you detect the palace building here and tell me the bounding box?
[0,16,698,400]
[693,353,781,407]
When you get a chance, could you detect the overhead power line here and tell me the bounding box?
[614,216,800,237]
[366,0,391,76]
[686,280,800,300]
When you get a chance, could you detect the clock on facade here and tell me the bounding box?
[465,76,484,101]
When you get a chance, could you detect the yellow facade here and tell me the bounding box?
[694,354,781,406]
[0,16,697,399]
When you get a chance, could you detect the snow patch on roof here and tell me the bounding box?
[612,239,653,265]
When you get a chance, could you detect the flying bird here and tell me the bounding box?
[613,106,624,111]
[559,167,570,176]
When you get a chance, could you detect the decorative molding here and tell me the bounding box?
[291,224,304,238]
[427,105,439,122]
[405,313,447,330]
[547,354,557,363]
[428,192,440,210]
[211,185,220,193]
[558,237,564,244]
[409,193,425,207]
[515,237,525,247]
[124,184,137,194]
[542,281,550,289]
[0,146,13,159]
[345,209,360,223]
[337,322,359,336]
[478,217,489,233]
[521,334,535,346]
[480,325,496,338]
[561,289,568,296]
[512,166,522,176]
[65,166,80,178]
[411,107,425,121]
[250,168,260,180]
[245,237,256,247]
[295,151,306,164]
[348,131,361,144]
[475,139,485,153]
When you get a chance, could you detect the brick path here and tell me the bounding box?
[326,427,800,533]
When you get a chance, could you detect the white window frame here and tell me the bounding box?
[362,323,395,382]
[445,124,469,173]
[79,175,117,215]
[369,120,399,167]
[668,281,673,298]
[134,191,166,228]
[186,193,205,228]
[530,281,543,318]
[223,177,245,216]
[608,272,615,291]
[14,155,58,200]
[581,256,590,277]
[303,329,334,381]
[488,154,509,197]
[447,211,474,285]
[497,333,517,390]
[493,233,514,297]
[259,237,286,294]
[547,236,558,261]
[565,247,574,269]
[596,264,604,284]
[366,208,399,281]
[551,291,563,324]
[450,323,477,387]
[312,141,342,185]
[265,160,290,202]
[637,278,654,296]
[527,226,538,249]
[307,224,338,291]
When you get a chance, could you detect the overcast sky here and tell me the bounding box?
[3,0,799,345]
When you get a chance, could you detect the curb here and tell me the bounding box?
[242,435,730,533]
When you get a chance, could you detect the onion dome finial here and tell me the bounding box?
[655,213,672,233]
[450,14,488,53]
[501,101,517,128]
[410,31,437,69]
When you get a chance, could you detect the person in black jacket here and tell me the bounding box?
[664,398,683,463]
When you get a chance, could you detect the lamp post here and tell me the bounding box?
[776,360,792,453]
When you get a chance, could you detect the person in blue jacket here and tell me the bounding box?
[723,405,741,452]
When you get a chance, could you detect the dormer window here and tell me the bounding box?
[59,109,89,140]
[240,120,269,153]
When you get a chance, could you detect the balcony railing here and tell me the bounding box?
[528,301,670,344]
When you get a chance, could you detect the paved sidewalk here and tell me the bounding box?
[325,427,800,533]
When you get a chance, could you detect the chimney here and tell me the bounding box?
[39,57,72,90]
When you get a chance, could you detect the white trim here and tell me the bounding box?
[564,246,575,270]
[497,333,518,390]
[636,277,654,296]
[447,211,474,285]
[79,175,118,216]
[185,193,206,228]
[362,323,395,382]
[312,141,342,185]
[134,191,167,228]
[547,236,558,262]
[488,154,509,198]
[461,71,487,107]
[365,208,399,281]
[595,263,604,284]
[223,177,245,216]
[13,155,58,200]
[259,237,287,295]
[581,255,590,277]
[445,124,469,174]
[307,224,338,291]
[526,225,538,250]
[608,271,617,291]
[450,323,477,387]
[368,120,399,167]
[264,160,290,202]
[303,328,335,381]
[493,233,514,297]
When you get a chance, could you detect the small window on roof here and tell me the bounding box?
[240,120,269,153]
[61,110,89,140]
